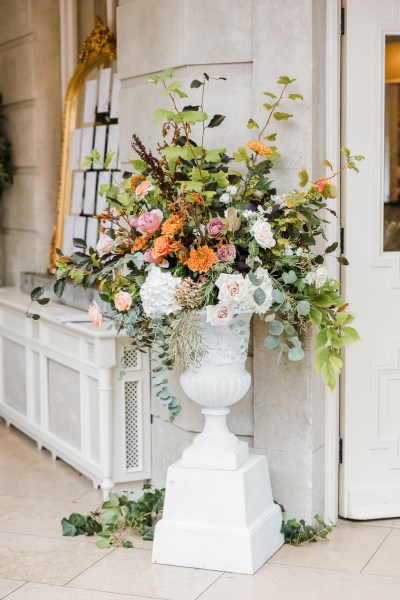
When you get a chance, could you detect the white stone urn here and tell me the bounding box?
[180,311,252,470]
[152,309,284,574]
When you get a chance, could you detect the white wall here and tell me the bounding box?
[116,0,327,520]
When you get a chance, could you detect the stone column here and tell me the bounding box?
[252,0,326,521]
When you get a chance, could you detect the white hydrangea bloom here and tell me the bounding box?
[270,194,287,206]
[226,185,238,195]
[303,266,329,289]
[220,192,231,204]
[283,245,294,256]
[314,266,328,289]
[242,209,258,220]
[139,267,182,318]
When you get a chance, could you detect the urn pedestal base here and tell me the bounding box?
[152,454,284,574]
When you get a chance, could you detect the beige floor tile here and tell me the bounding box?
[0,494,101,540]
[268,520,390,572]
[68,547,222,600]
[0,577,25,599]
[0,460,93,502]
[363,528,400,577]
[0,532,113,585]
[6,582,156,599]
[198,563,400,600]
[74,488,104,506]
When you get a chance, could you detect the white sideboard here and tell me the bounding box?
[0,287,151,497]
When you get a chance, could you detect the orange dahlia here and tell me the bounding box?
[131,234,150,253]
[247,140,272,156]
[161,214,185,237]
[187,245,218,274]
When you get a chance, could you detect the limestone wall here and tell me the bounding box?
[116,0,327,520]
[0,0,61,285]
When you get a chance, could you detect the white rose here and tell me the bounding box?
[215,273,251,304]
[206,303,234,326]
[251,219,276,249]
[314,266,328,289]
[220,192,231,204]
[226,185,238,196]
[96,233,114,256]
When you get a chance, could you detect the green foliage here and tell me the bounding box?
[281,512,335,546]
[61,485,165,549]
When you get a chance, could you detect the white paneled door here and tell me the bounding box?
[341,0,400,518]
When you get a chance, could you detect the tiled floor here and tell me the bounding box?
[1,420,400,600]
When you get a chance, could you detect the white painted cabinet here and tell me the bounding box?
[0,288,151,497]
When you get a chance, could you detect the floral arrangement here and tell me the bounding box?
[28,70,362,420]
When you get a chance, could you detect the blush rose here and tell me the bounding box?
[88,301,102,328]
[114,291,133,312]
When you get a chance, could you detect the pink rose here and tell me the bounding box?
[206,217,224,238]
[114,291,133,312]
[206,303,234,326]
[128,215,138,229]
[216,243,236,262]
[136,209,163,234]
[88,301,102,328]
[144,248,169,268]
[135,180,155,197]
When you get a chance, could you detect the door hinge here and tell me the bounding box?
[340,227,345,254]
[341,7,345,35]
[339,437,343,464]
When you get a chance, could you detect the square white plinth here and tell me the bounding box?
[152,454,284,574]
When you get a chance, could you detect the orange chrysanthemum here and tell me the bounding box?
[131,234,150,253]
[187,245,218,274]
[130,175,144,190]
[247,140,272,156]
[161,214,185,237]
[152,236,171,258]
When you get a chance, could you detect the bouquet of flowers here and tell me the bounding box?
[29,70,362,420]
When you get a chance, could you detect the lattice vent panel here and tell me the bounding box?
[124,380,140,470]
[123,346,138,369]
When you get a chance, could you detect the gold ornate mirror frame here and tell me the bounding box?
[50,18,116,271]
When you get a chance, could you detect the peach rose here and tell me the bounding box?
[152,236,171,258]
[88,301,102,328]
[96,233,114,256]
[136,209,163,234]
[144,248,169,268]
[114,291,133,312]
[206,303,234,326]
[135,180,155,197]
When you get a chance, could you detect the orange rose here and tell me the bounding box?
[316,177,329,194]
[247,140,272,156]
[161,214,185,237]
[152,236,171,258]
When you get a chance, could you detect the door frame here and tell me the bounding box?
[324,0,342,524]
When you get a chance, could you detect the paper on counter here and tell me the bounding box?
[96,171,112,214]
[86,216,99,250]
[93,125,107,169]
[106,124,119,169]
